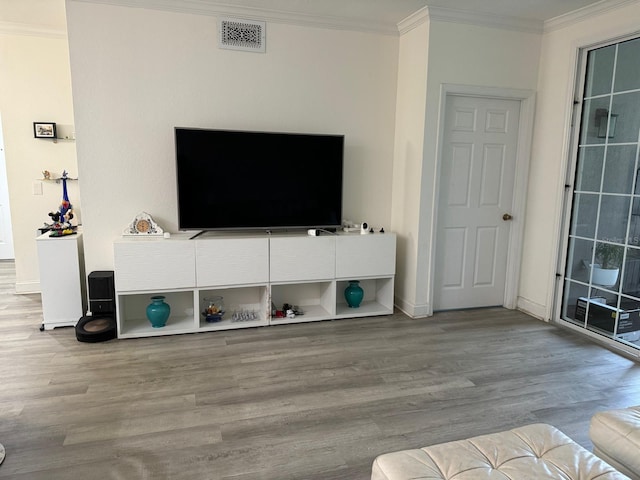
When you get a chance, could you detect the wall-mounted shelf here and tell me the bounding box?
[39,172,78,183]
[41,177,78,183]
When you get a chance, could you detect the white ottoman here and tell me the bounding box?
[590,405,640,480]
[372,423,627,480]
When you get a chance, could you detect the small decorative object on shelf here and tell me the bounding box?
[231,309,257,322]
[123,212,164,236]
[42,170,51,180]
[202,296,224,323]
[344,280,364,308]
[43,170,77,237]
[276,303,304,318]
[146,295,170,328]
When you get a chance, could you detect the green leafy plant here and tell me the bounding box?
[595,242,624,269]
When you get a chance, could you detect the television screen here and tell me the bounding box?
[175,128,344,231]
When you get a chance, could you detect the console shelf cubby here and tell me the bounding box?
[117,289,195,338]
[270,281,335,325]
[114,232,395,339]
[335,277,394,318]
[197,285,269,331]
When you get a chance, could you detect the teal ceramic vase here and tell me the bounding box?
[146,295,170,328]
[344,280,364,308]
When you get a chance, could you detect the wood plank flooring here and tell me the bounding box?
[1,260,639,479]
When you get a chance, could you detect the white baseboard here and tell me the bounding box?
[394,296,431,318]
[15,281,40,294]
[517,296,548,321]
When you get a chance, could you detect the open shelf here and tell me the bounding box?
[117,290,195,338]
[335,277,394,318]
[270,281,334,324]
[197,285,269,331]
[118,314,195,338]
[269,303,333,325]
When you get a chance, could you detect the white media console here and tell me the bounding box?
[113,231,396,339]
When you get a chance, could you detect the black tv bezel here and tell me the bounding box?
[174,127,345,232]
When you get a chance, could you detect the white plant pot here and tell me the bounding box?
[591,266,619,287]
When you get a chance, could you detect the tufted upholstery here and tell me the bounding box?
[590,405,640,480]
[371,423,628,480]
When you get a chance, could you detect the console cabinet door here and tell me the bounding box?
[335,234,396,278]
[270,236,335,282]
[114,239,196,291]
[196,237,269,287]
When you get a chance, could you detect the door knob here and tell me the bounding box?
[503,213,513,221]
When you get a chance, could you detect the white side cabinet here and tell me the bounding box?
[335,234,395,318]
[113,232,395,339]
[36,232,86,330]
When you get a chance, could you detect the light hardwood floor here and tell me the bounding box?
[1,260,639,479]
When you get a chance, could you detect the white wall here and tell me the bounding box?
[391,19,429,316]
[0,29,79,292]
[393,20,542,316]
[65,1,400,275]
[519,3,640,320]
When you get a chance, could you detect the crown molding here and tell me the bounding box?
[424,6,543,34]
[544,0,638,32]
[0,21,66,39]
[398,6,429,35]
[70,0,401,35]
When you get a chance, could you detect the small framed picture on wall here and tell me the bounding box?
[33,122,57,138]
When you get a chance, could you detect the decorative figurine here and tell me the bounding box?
[44,170,76,237]
[42,170,51,180]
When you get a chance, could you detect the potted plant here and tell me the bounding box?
[592,242,624,286]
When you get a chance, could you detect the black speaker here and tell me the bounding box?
[88,271,115,315]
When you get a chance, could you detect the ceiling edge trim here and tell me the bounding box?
[0,21,66,39]
[69,0,401,35]
[398,7,429,35]
[544,0,638,32]
[424,6,543,34]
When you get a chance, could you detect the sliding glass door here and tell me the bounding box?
[561,36,640,351]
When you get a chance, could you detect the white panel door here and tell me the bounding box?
[433,95,520,310]
[0,115,14,259]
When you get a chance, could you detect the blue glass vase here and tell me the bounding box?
[146,295,170,328]
[344,280,364,308]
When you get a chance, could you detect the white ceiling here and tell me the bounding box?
[0,0,67,28]
[0,0,613,33]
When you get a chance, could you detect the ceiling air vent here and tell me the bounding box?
[218,18,266,53]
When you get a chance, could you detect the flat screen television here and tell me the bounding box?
[175,128,344,231]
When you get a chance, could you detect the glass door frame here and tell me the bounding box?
[554,33,640,358]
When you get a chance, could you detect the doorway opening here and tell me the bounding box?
[0,113,15,260]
